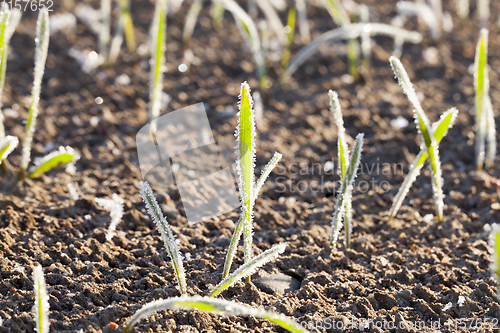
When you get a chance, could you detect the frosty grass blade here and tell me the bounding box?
[124,295,310,333]
[140,181,187,294]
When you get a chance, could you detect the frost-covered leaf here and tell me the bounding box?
[389,56,444,221]
[94,193,124,241]
[330,133,364,246]
[140,181,186,294]
[19,9,50,180]
[211,242,286,297]
[124,295,310,333]
[28,146,80,178]
[0,135,18,163]
[33,265,50,333]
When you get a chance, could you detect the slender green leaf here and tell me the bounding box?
[475,29,488,171]
[490,224,500,299]
[330,133,364,246]
[150,0,167,123]
[485,95,496,169]
[389,56,444,221]
[210,243,286,297]
[389,108,458,220]
[182,0,203,49]
[28,146,80,178]
[140,181,187,294]
[0,135,17,163]
[120,0,135,53]
[19,9,49,181]
[218,0,266,88]
[33,265,50,333]
[281,6,296,70]
[236,82,256,274]
[124,295,310,333]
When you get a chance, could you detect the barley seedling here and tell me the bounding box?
[329,133,364,247]
[222,82,282,280]
[490,224,500,299]
[217,0,266,90]
[33,265,50,333]
[474,29,495,170]
[94,193,124,241]
[280,6,296,71]
[149,0,167,124]
[0,135,18,164]
[389,56,451,221]
[329,91,354,248]
[321,0,359,80]
[119,0,136,53]
[388,108,458,220]
[124,295,310,333]
[140,181,187,294]
[108,0,136,63]
[283,23,422,81]
[0,4,21,141]
[28,146,80,178]
[210,242,286,297]
[255,0,286,46]
[19,9,49,181]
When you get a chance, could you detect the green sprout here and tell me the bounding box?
[329,133,364,247]
[140,181,187,295]
[216,0,267,90]
[321,0,359,80]
[329,90,355,248]
[0,135,18,164]
[0,3,21,141]
[209,242,286,297]
[389,56,455,222]
[33,265,50,333]
[474,29,495,171]
[108,0,136,64]
[388,108,458,221]
[223,82,282,281]
[28,146,80,179]
[19,9,50,181]
[490,224,500,299]
[124,295,310,333]
[149,0,167,124]
[281,6,296,71]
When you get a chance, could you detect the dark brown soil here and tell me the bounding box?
[1,0,500,332]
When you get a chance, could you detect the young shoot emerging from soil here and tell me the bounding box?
[0,3,21,141]
[223,82,283,282]
[33,265,50,333]
[140,181,187,295]
[474,29,496,171]
[19,9,49,181]
[94,193,124,241]
[388,56,458,221]
[329,126,364,248]
[490,224,500,299]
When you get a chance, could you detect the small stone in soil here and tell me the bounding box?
[253,273,301,295]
